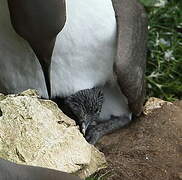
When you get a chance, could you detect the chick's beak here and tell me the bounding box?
[81,115,99,135]
[81,121,90,136]
[81,115,94,135]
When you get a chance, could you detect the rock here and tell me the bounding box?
[0,89,106,179]
[143,97,172,115]
[97,98,182,180]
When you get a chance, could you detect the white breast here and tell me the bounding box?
[51,0,117,97]
[0,0,116,99]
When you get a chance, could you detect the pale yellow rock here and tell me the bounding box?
[143,97,172,115]
[0,89,106,178]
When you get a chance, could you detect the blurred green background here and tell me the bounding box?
[86,0,181,179]
[142,0,182,101]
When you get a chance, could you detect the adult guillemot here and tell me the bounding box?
[0,0,147,154]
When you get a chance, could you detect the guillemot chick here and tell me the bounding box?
[64,86,132,145]
[65,87,104,136]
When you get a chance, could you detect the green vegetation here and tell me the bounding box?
[144,0,182,101]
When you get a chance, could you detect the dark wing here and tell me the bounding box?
[7,0,66,98]
[112,0,148,116]
[0,158,82,180]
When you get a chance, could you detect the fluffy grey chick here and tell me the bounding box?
[65,87,104,137]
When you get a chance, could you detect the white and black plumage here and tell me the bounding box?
[0,0,147,142]
[0,0,147,177]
